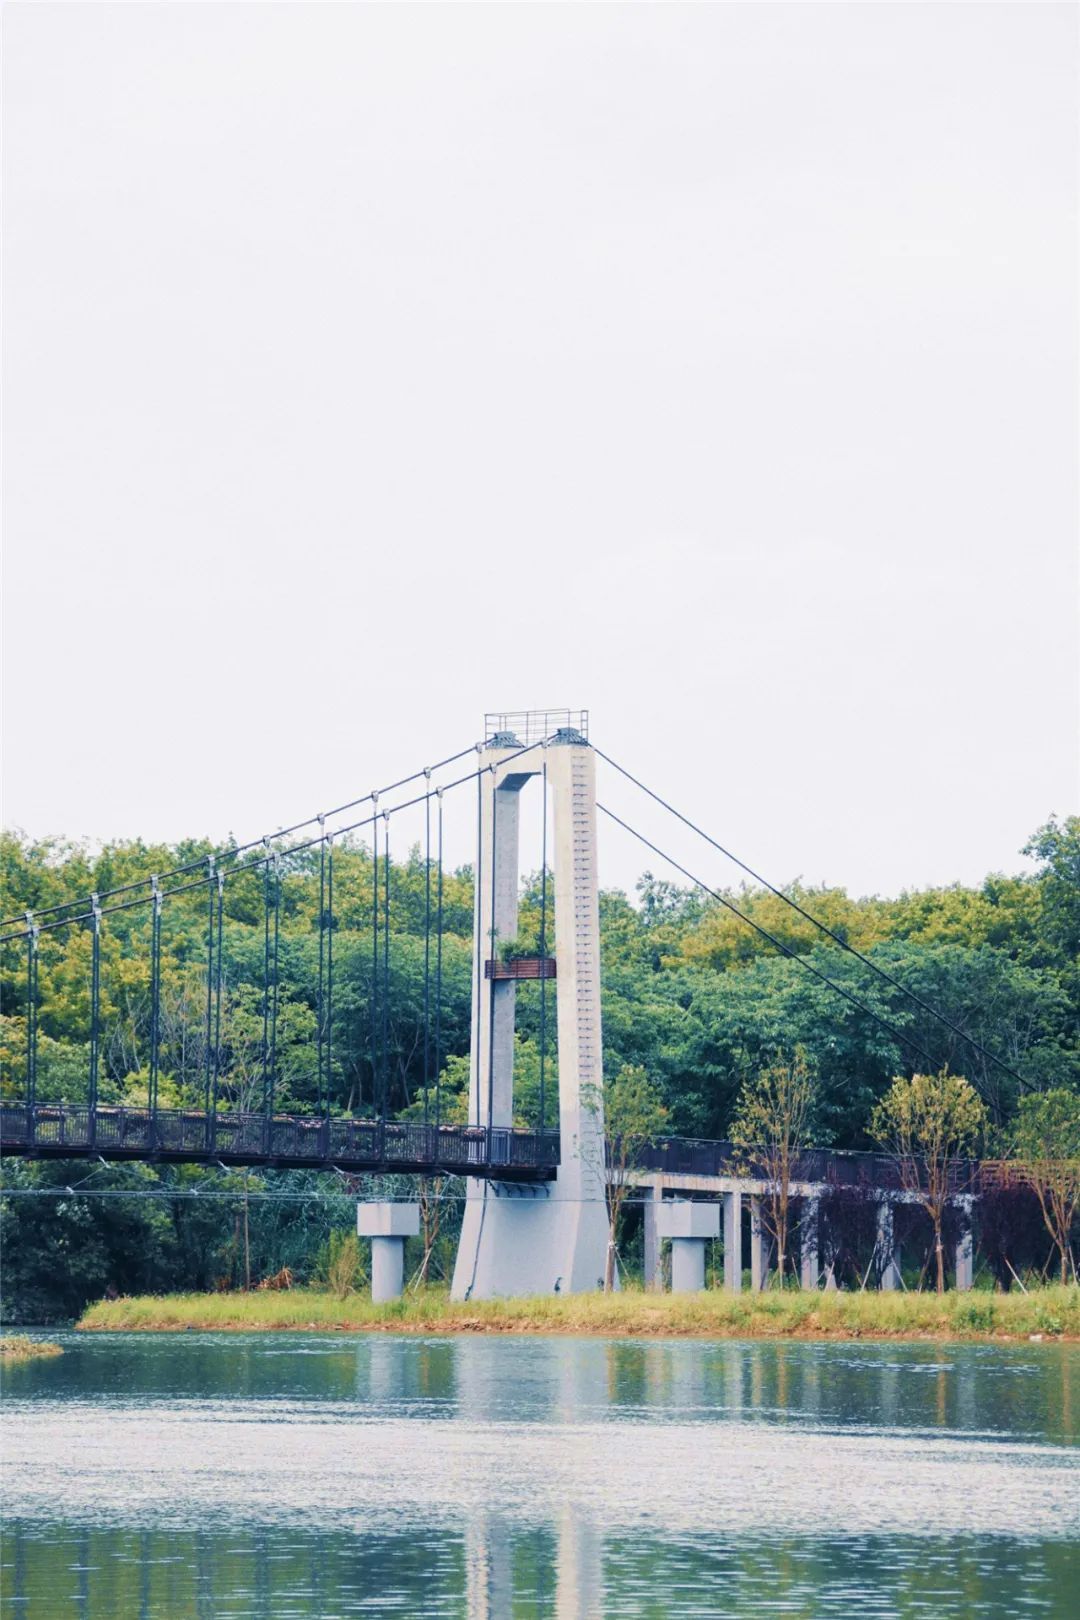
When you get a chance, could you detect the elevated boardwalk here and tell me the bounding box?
[1,1102,983,1195]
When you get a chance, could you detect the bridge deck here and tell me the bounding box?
[0,1105,560,1181]
[0,1105,984,1193]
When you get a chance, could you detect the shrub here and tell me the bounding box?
[954,1296,995,1334]
[315,1231,365,1299]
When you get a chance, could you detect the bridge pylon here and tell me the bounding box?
[451,716,609,1299]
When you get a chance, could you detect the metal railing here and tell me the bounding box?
[0,1103,989,1193]
[639,1137,980,1194]
[483,709,588,746]
[0,1103,561,1179]
[485,956,557,981]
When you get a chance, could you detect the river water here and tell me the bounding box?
[2,1330,1078,1618]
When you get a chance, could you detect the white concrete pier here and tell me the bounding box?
[656,1200,719,1292]
[358,1202,419,1302]
[800,1198,820,1290]
[955,1210,974,1291]
[750,1196,767,1291]
[723,1189,743,1292]
[643,1181,663,1291]
[877,1201,901,1290]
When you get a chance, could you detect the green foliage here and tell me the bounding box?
[316,1229,365,1299]
[872,1071,987,1165]
[1023,816,1080,967]
[954,1295,996,1333]
[729,1049,818,1162]
[593,1063,669,1171]
[0,1158,179,1323]
[1010,1089,1080,1283]
[730,1049,817,1283]
[1012,1088,1080,1164]
[872,1071,988,1293]
[496,931,550,963]
[2,815,1078,1318]
[584,1063,668,1290]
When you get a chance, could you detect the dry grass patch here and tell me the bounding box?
[0,1335,63,1363]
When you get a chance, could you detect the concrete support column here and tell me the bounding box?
[800,1198,820,1291]
[467,741,529,1135]
[723,1189,743,1293]
[657,1202,720,1293]
[955,1213,974,1292]
[643,1182,663,1292]
[877,1200,901,1291]
[671,1239,706,1294]
[750,1196,767,1292]
[451,727,609,1300]
[358,1203,420,1303]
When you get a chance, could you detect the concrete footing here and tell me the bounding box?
[358,1203,420,1302]
[656,1201,720,1293]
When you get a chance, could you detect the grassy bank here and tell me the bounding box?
[0,1334,64,1363]
[78,1285,1080,1342]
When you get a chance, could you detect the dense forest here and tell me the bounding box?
[1,815,1077,1320]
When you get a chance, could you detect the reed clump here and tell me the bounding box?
[77,1284,1080,1341]
[0,1335,64,1363]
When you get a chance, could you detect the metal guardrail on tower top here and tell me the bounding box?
[483,710,588,746]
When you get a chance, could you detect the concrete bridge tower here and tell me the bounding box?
[451,713,609,1299]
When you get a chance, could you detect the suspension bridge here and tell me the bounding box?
[1,709,1024,1298]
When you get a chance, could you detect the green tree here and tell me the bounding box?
[1023,815,1080,967]
[1010,1089,1080,1283]
[872,1071,987,1293]
[730,1049,817,1286]
[583,1064,668,1292]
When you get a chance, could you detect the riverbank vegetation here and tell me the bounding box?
[0,1334,63,1362]
[3,815,1078,1321]
[78,1284,1080,1342]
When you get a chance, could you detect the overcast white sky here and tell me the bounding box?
[3,2,1077,903]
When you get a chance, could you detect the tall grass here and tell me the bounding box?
[0,1335,64,1362]
[77,1284,1080,1341]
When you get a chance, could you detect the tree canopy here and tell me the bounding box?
[2,814,1076,1318]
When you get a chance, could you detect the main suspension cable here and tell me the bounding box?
[0,743,481,930]
[594,747,1034,1094]
[598,802,945,1076]
[1,734,557,944]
